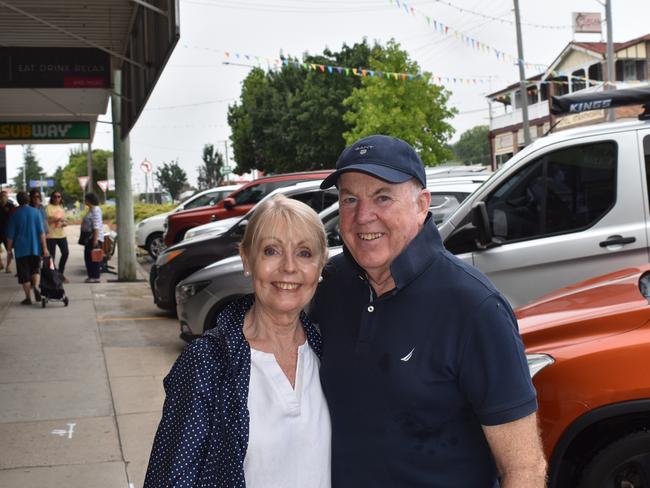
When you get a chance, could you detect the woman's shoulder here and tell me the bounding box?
[164,334,228,391]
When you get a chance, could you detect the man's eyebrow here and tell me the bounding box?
[339,186,393,196]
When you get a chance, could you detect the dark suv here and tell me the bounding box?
[151,181,338,311]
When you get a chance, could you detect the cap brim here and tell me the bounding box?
[320,163,414,189]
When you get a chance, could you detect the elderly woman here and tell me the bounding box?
[144,195,331,487]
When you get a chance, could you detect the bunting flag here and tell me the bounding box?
[388,0,548,73]
[221,50,498,86]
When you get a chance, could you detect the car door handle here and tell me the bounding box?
[599,236,636,247]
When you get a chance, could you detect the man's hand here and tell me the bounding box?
[482,413,547,488]
[7,249,13,258]
[42,249,50,258]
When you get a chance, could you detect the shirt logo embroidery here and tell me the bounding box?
[400,347,415,362]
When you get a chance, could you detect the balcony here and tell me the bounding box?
[490,101,550,131]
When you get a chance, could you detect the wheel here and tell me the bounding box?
[578,431,650,488]
[146,232,165,259]
[41,298,46,308]
[63,297,69,307]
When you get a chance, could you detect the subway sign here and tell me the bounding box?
[0,122,90,141]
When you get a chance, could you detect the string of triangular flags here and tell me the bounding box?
[388,0,548,72]
[221,50,497,86]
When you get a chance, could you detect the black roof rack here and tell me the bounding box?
[550,85,650,120]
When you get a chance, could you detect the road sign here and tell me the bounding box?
[78,176,89,190]
[29,179,54,188]
[140,159,153,174]
[97,180,109,192]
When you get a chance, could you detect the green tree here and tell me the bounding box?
[60,147,112,200]
[343,40,456,166]
[155,160,187,201]
[228,41,376,174]
[197,144,225,190]
[13,145,45,191]
[453,125,490,165]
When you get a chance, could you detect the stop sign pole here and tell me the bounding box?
[140,159,153,203]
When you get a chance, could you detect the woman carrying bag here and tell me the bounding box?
[45,191,70,283]
[80,193,104,283]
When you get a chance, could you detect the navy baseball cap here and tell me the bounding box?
[320,135,427,189]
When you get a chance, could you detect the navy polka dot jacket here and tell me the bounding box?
[143,294,323,487]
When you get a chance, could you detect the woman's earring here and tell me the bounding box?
[318,276,323,283]
[244,270,250,277]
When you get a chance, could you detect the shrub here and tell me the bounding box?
[99,203,175,223]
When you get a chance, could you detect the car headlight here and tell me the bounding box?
[137,220,146,228]
[156,248,185,266]
[186,227,210,240]
[176,280,211,304]
[526,353,555,378]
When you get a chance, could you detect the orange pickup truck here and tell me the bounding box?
[518,265,650,488]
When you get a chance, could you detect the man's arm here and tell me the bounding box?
[40,232,49,257]
[482,413,547,488]
[6,238,13,256]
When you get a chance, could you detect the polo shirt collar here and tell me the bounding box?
[342,213,443,291]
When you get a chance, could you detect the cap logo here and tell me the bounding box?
[355,144,374,155]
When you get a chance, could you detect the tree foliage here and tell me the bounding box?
[197,144,225,190]
[343,40,456,166]
[13,145,45,191]
[453,125,490,165]
[155,160,187,201]
[60,147,113,200]
[228,41,376,174]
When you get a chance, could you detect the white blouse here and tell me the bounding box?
[244,341,331,488]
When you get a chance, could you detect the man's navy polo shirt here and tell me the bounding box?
[311,215,537,487]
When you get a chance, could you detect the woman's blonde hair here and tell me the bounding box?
[239,194,328,269]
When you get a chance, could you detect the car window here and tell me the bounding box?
[485,141,616,243]
[233,181,294,205]
[429,192,467,225]
[184,192,220,210]
[290,189,339,212]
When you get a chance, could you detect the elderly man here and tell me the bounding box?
[312,135,546,487]
[6,191,49,305]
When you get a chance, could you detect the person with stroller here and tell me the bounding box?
[45,191,70,283]
[6,191,49,305]
[81,193,103,283]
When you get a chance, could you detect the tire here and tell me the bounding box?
[577,431,650,488]
[146,232,165,259]
[41,298,46,308]
[63,297,69,307]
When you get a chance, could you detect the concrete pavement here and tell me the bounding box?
[0,225,184,488]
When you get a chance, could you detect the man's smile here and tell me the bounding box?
[358,232,385,241]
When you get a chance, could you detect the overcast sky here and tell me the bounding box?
[5,0,650,192]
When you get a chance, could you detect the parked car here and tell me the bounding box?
[518,264,650,488]
[151,181,338,311]
[176,176,489,339]
[135,184,240,258]
[182,181,341,241]
[163,170,333,246]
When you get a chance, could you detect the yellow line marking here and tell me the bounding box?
[96,316,164,322]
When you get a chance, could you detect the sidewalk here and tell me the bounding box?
[0,225,184,488]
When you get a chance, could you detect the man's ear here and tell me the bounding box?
[417,188,431,220]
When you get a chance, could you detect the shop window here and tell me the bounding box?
[571,69,586,92]
[588,63,603,85]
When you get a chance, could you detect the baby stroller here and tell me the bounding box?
[40,256,69,307]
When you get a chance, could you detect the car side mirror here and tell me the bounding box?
[223,197,235,210]
[471,202,502,250]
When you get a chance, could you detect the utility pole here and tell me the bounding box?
[605,0,616,122]
[87,142,93,192]
[513,0,531,146]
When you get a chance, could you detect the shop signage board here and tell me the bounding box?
[0,122,90,141]
[0,47,110,89]
[29,179,54,188]
[572,12,602,34]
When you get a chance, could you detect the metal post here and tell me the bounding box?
[87,142,93,193]
[111,69,138,281]
[605,0,616,122]
[513,0,531,146]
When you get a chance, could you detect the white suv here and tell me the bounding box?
[135,184,240,258]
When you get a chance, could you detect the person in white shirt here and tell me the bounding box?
[144,194,331,488]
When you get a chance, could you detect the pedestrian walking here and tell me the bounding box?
[0,190,16,273]
[29,189,48,233]
[80,193,103,283]
[45,191,70,282]
[6,191,49,305]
